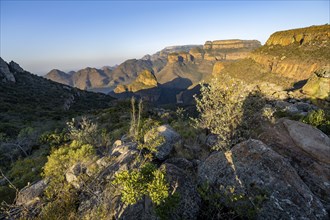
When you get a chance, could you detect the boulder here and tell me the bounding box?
[144,125,181,160]
[16,179,48,205]
[283,119,330,164]
[302,66,330,100]
[198,139,328,219]
[259,119,330,212]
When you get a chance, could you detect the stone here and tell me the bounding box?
[259,118,330,212]
[302,67,330,100]
[198,139,328,219]
[16,179,48,205]
[65,163,87,189]
[144,125,181,160]
[283,119,330,164]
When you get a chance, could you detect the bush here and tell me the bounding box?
[43,140,95,198]
[112,163,169,205]
[302,109,330,134]
[67,117,100,146]
[195,76,256,150]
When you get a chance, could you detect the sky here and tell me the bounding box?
[0,0,329,75]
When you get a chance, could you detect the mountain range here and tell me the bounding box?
[44,24,330,106]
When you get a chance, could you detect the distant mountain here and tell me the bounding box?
[0,58,114,137]
[44,45,202,92]
[46,69,72,86]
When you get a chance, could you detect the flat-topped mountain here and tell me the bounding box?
[250,24,330,80]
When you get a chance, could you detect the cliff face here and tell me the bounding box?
[167,39,261,64]
[251,24,330,81]
[204,39,261,50]
[266,25,330,46]
[114,70,158,93]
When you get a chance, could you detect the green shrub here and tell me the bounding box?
[302,109,330,134]
[194,75,265,150]
[43,140,95,198]
[112,163,169,206]
[67,117,100,146]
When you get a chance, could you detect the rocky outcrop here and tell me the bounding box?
[204,39,261,50]
[189,47,205,60]
[114,70,158,93]
[250,53,323,80]
[16,179,48,206]
[302,66,330,100]
[168,52,193,64]
[266,24,330,46]
[0,57,16,82]
[144,124,181,160]
[251,25,330,81]
[259,119,330,213]
[198,139,328,219]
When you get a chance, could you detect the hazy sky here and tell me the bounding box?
[0,0,329,75]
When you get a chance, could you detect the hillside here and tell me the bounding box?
[0,58,114,138]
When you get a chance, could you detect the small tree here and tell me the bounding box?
[194,75,250,150]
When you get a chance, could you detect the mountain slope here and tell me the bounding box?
[0,58,114,137]
[45,69,72,86]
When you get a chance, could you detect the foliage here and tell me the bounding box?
[154,192,180,220]
[43,140,95,198]
[194,76,246,150]
[301,109,330,134]
[112,163,169,205]
[67,117,100,146]
[198,182,268,219]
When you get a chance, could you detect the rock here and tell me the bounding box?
[294,102,312,112]
[259,118,330,212]
[302,66,330,100]
[9,61,24,73]
[65,163,87,189]
[111,141,137,157]
[283,119,330,164]
[16,179,48,205]
[144,125,181,160]
[114,70,158,93]
[0,57,16,82]
[161,163,201,219]
[315,65,330,78]
[205,134,218,148]
[203,39,261,50]
[212,61,225,76]
[198,139,328,219]
[112,139,122,148]
[189,47,205,60]
[164,157,194,172]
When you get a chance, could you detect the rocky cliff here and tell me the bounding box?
[114,70,158,93]
[251,24,330,81]
[266,25,330,46]
[0,57,16,83]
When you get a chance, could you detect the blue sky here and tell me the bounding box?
[0,0,329,75]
